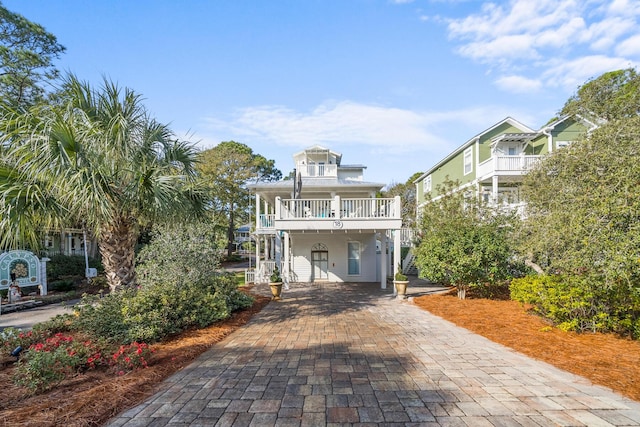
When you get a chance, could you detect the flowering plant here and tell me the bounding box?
[110,342,153,375]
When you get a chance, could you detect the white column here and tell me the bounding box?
[275,232,282,270]
[255,193,261,229]
[393,229,401,296]
[283,232,290,288]
[492,175,499,204]
[255,236,261,275]
[380,232,387,289]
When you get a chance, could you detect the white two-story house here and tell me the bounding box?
[248,145,403,289]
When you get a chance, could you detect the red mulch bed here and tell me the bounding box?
[413,290,640,402]
[0,293,271,427]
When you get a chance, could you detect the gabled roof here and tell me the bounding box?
[293,145,343,165]
[414,117,534,183]
[541,114,600,133]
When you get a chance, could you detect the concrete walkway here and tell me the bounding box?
[107,282,640,426]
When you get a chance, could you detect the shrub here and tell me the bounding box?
[121,273,252,343]
[47,254,102,282]
[110,342,152,374]
[510,274,640,338]
[49,279,75,292]
[13,333,108,393]
[270,266,282,283]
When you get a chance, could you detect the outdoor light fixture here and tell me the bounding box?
[11,346,22,359]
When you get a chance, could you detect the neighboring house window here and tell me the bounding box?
[424,175,432,194]
[463,147,473,175]
[557,141,571,149]
[347,241,360,275]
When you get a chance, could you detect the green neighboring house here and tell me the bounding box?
[414,115,599,214]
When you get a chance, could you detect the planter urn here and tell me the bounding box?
[269,282,283,300]
[394,280,409,299]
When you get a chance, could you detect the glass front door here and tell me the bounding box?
[311,250,329,281]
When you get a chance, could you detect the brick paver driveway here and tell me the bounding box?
[107,282,640,426]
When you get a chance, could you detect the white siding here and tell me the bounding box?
[289,233,378,283]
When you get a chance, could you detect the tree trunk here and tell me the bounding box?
[99,216,139,292]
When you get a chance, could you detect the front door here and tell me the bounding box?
[311,250,329,281]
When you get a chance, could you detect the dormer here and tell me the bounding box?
[293,145,341,178]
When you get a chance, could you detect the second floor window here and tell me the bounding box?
[464,147,473,175]
[424,175,432,194]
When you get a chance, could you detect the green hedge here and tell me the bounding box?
[510,274,640,338]
[46,255,103,282]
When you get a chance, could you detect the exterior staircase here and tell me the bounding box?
[402,251,419,276]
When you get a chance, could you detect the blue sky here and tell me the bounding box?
[5,0,640,186]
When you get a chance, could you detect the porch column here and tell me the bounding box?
[255,236,261,275]
[393,229,401,296]
[263,236,268,260]
[283,232,290,287]
[67,232,73,256]
[380,232,387,289]
[275,232,282,272]
[255,193,261,229]
[492,175,499,204]
[386,231,392,280]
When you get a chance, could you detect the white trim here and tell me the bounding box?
[463,147,473,175]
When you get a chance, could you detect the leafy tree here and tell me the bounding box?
[0,75,206,291]
[414,179,517,299]
[383,171,422,229]
[0,3,65,108]
[561,68,640,121]
[517,68,640,337]
[136,221,223,287]
[197,141,281,258]
[520,117,640,286]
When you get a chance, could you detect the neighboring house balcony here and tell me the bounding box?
[477,155,540,180]
[256,196,402,233]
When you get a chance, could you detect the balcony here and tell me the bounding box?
[477,155,540,178]
[296,162,338,178]
[257,196,402,232]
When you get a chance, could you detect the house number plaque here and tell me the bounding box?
[332,220,343,229]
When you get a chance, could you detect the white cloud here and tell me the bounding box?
[495,75,543,93]
[542,55,638,90]
[198,101,531,155]
[443,0,640,94]
[617,34,640,57]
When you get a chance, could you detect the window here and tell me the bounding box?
[424,175,432,194]
[557,141,571,149]
[347,242,360,275]
[463,147,473,175]
[508,147,517,155]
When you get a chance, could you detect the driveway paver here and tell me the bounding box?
[106,282,640,426]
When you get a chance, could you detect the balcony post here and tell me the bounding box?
[334,195,341,218]
[255,193,261,229]
[394,196,401,219]
[275,196,281,221]
[380,232,387,289]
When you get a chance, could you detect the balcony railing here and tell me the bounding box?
[258,214,276,230]
[279,197,398,220]
[477,155,540,177]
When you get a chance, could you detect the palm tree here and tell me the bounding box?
[0,75,206,291]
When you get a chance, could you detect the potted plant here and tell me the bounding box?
[393,266,409,299]
[269,266,283,300]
